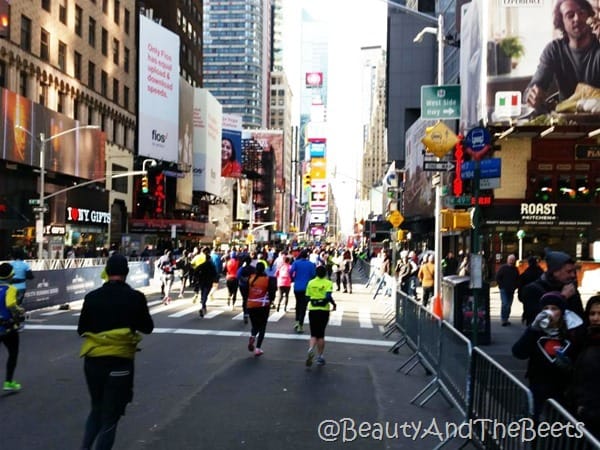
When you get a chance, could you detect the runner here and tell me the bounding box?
[305,265,337,367]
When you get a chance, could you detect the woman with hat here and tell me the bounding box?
[512,291,584,418]
[0,262,25,391]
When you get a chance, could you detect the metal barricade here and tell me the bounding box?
[387,289,407,353]
[537,399,600,450]
[466,347,535,450]
[396,296,420,373]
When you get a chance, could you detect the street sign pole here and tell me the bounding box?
[471,159,481,346]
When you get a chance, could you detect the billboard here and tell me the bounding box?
[246,130,284,191]
[404,119,435,217]
[222,114,243,178]
[236,178,252,221]
[2,88,104,180]
[309,157,326,179]
[193,89,222,195]
[309,178,327,212]
[462,0,600,131]
[177,78,194,208]
[308,141,326,158]
[138,14,180,162]
[305,72,324,88]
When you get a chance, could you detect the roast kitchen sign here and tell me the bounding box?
[66,206,111,224]
[520,203,591,226]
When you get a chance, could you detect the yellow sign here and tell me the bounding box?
[421,121,458,158]
[387,210,404,228]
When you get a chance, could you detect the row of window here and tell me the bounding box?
[529,173,600,203]
[42,0,130,34]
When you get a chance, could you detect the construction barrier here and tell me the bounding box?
[537,399,600,450]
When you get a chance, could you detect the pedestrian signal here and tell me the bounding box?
[141,176,149,194]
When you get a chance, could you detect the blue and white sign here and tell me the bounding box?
[461,157,501,179]
[464,127,491,152]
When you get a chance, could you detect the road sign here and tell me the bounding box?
[29,199,41,205]
[423,160,456,172]
[32,206,48,213]
[431,174,441,187]
[421,121,458,158]
[387,210,404,228]
[420,85,461,120]
[461,158,501,179]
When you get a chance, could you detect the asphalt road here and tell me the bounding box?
[2,272,472,450]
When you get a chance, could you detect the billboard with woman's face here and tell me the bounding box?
[222,114,242,178]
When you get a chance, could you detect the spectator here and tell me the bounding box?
[512,291,584,419]
[496,254,520,326]
[520,249,584,326]
[341,249,354,294]
[442,251,459,276]
[517,256,544,303]
[418,254,435,307]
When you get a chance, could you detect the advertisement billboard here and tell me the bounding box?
[309,178,327,212]
[247,130,284,190]
[309,158,327,179]
[177,78,194,208]
[236,178,252,221]
[222,114,243,178]
[404,119,436,217]
[462,0,600,131]
[193,89,222,195]
[138,14,180,162]
[305,72,324,88]
[1,88,104,180]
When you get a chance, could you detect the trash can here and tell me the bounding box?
[442,275,491,345]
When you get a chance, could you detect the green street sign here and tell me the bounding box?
[421,85,461,120]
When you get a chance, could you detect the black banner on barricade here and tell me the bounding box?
[64,267,103,303]
[22,270,67,310]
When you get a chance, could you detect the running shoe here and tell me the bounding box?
[306,347,315,367]
[248,336,255,352]
[316,356,326,366]
[254,348,264,357]
[192,294,199,304]
[3,380,21,391]
[199,308,204,318]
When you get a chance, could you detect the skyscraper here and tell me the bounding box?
[203,0,272,129]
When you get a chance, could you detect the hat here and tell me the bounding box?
[105,254,129,276]
[540,291,567,313]
[544,250,574,273]
[0,263,14,280]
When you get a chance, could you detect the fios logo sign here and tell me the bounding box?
[152,129,168,145]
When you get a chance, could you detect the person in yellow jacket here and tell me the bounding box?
[305,265,337,367]
[0,263,25,392]
[418,254,435,307]
[77,254,154,450]
[246,261,277,357]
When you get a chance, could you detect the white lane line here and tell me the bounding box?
[268,311,286,322]
[168,305,202,318]
[329,307,343,326]
[24,324,391,347]
[232,312,245,321]
[359,308,373,328]
[39,310,69,316]
[149,302,183,314]
[204,310,224,319]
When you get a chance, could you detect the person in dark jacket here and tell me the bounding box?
[517,256,544,303]
[192,247,218,318]
[236,256,255,324]
[512,291,584,419]
[78,254,154,450]
[0,263,25,392]
[567,295,600,439]
[495,254,520,326]
[519,250,584,326]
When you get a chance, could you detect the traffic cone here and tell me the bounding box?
[432,294,443,319]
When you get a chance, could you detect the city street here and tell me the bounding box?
[3,275,466,450]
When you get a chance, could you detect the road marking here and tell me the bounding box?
[359,307,373,328]
[268,311,286,322]
[232,312,245,321]
[329,307,343,326]
[168,305,202,318]
[24,324,392,347]
[149,302,183,314]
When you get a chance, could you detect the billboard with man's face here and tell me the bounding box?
[461,0,600,131]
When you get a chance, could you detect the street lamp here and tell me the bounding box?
[414,14,445,310]
[16,124,100,260]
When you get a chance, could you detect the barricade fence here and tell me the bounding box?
[537,399,600,450]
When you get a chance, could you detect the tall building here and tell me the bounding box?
[0,0,136,257]
[137,0,203,86]
[203,0,272,129]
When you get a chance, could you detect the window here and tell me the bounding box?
[102,0,108,14]
[114,0,120,24]
[0,62,5,88]
[124,8,130,34]
[101,28,108,56]
[123,85,129,110]
[74,51,82,79]
[112,38,119,65]
[88,61,95,89]
[87,105,94,125]
[113,78,119,104]
[20,16,32,52]
[40,29,50,61]
[75,5,82,36]
[57,92,65,113]
[88,18,96,47]
[100,70,107,96]
[124,47,130,73]
[18,71,27,97]
[39,83,48,106]
[59,0,67,24]
[73,98,80,121]
[112,164,128,193]
[42,0,51,12]
[58,41,67,71]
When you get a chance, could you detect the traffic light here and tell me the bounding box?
[0,0,8,39]
[441,209,453,230]
[303,173,311,188]
[141,176,149,194]
[453,210,472,230]
[397,229,405,241]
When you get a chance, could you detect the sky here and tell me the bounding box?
[282,0,388,237]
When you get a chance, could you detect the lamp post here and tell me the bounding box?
[414,14,445,309]
[16,125,100,260]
